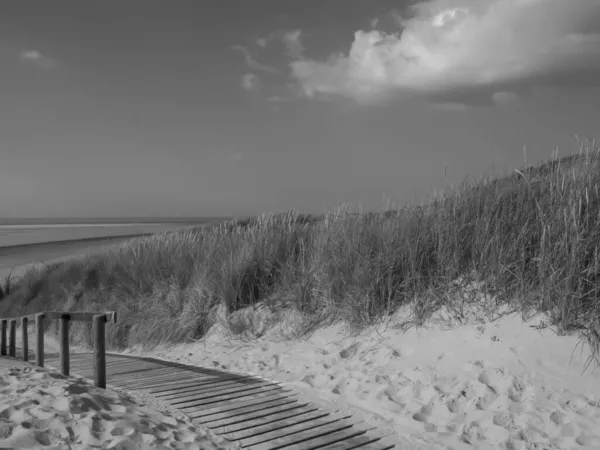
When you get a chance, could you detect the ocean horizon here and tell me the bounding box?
[0,217,232,227]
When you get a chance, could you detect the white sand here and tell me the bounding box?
[122,300,600,450]
[0,366,238,450]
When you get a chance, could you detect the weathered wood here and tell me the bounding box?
[203,401,308,429]
[110,373,205,389]
[8,320,16,357]
[21,317,28,362]
[247,417,366,450]
[236,411,348,447]
[179,385,290,410]
[195,395,300,424]
[35,313,45,367]
[171,383,287,408]
[157,381,277,402]
[209,404,322,435]
[93,314,106,388]
[187,391,297,419]
[324,431,396,450]
[221,408,334,441]
[0,319,7,356]
[148,375,251,394]
[59,314,70,376]
[152,378,270,399]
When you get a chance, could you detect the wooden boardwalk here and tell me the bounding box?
[1,351,396,450]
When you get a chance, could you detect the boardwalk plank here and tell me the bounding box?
[172,384,287,408]
[179,385,291,410]
[247,418,368,450]
[110,374,208,389]
[236,411,349,447]
[202,401,310,429]
[192,395,299,423]
[187,391,298,419]
[209,404,321,435]
[324,433,397,450]
[151,377,265,396]
[157,380,276,402]
[221,409,335,441]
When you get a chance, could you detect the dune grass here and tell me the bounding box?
[1,139,599,364]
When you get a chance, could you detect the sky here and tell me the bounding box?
[1,0,600,219]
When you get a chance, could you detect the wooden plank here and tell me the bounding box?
[178,385,290,410]
[222,408,335,441]
[247,417,368,450]
[155,380,275,401]
[187,391,297,419]
[148,375,252,395]
[171,383,287,408]
[107,368,195,382]
[208,404,321,435]
[324,432,396,450]
[191,394,299,424]
[104,366,184,379]
[201,401,309,429]
[110,374,212,390]
[236,411,350,448]
[71,361,160,375]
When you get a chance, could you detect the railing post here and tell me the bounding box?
[21,317,28,362]
[0,319,6,356]
[8,320,16,357]
[59,314,70,376]
[93,314,107,388]
[35,313,45,367]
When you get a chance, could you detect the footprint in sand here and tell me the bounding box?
[412,402,434,423]
[476,387,498,410]
[339,342,360,359]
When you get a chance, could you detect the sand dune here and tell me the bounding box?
[123,302,600,450]
[0,366,238,450]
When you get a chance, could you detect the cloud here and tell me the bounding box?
[19,50,57,69]
[282,30,304,58]
[230,153,244,162]
[232,45,279,74]
[241,73,260,91]
[288,0,600,104]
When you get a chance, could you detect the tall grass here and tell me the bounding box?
[1,139,599,364]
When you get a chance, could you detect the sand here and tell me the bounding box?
[121,300,600,450]
[0,365,238,450]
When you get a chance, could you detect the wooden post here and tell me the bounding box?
[21,317,28,362]
[8,320,16,357]
[0,319,6,356]
[35,313,45,367]
[59,314,70,376]
[93,314,107,388]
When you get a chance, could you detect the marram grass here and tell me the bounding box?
[1,140,599,365]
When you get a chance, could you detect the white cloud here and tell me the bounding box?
[289,0,600,104]
[232,45,279,74]
[256,38,267,48]
[230,153,244,162]
[241,73,259,91]
[282,30,304,58]
[19,50,57,69]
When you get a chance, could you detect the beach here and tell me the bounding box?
[122,302,600,450]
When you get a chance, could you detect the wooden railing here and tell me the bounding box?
[0,311,117,388]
